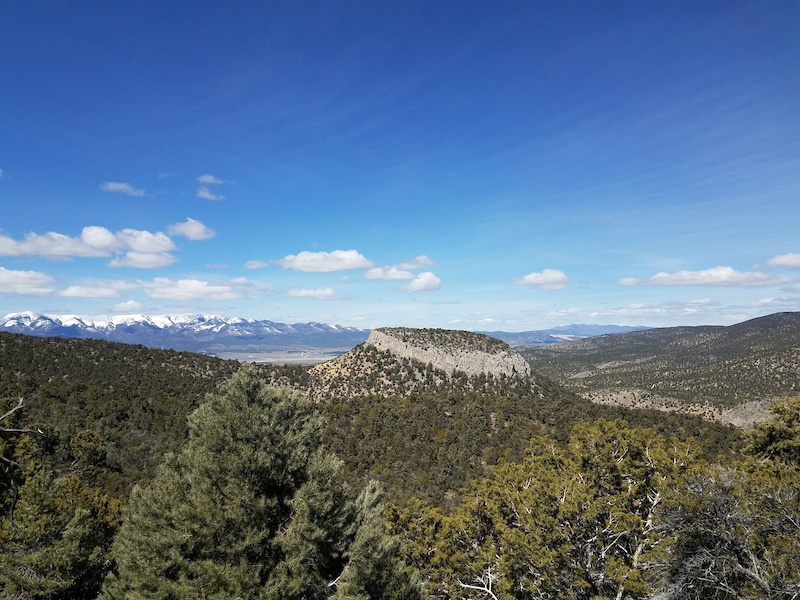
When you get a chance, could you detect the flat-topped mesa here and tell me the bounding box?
[367,327,531,378]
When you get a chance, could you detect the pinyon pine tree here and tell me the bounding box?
[101,365,419,599]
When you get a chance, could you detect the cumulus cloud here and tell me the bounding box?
[512,269,569,290]
[404,271,441,293]
[766,252,800,269]
[286,287,336,299]
[142,277,246,300]
[197,186,224,201]
[58,285,119,298]
[278,250,373,272]
[0,230,107,259]
[197,174,224,184]
[100,181,145,196]
[0,267,55,295]
[618,266,790,287]
[0,225,198,269]
[81,226,120,252]
[364,266,415,280]
[365,255,436,281]
[167,217,215,241]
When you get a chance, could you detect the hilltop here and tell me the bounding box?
[519,311,800,425]
[307,327,532,401]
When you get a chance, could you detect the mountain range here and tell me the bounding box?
[0,312,647,358]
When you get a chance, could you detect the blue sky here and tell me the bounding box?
[1,1,799,331]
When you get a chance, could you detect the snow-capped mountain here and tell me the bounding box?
[0,312,371,354]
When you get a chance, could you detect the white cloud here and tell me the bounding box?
[286,287,336,299]
[278,250,373,272]
[117,229,176,253]
[397,255,436,270]
[766,252,800,269]
[197,174,224,184]
[112,300,145,313]
[364,266,415,280]
[58,285,119,298]
[0,267,55,295]
[197,186,224,201]
[81,226,120,251]
[167,217,215,240]
[110,251,176,269]
[244,260,269,270]
[512,269,569,290]
[618,266,791,287]
[0,168,4,179]
[100,181,145,196]
[404,271,441,293]
[0,226,179,268]
[142,277,245,300]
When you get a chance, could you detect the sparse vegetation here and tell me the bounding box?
[520,312,800,421]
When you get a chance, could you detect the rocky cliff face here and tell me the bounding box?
[366,328,531,378]
[306,327,534,401]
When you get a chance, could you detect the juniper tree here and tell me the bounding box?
[101,364,419,599]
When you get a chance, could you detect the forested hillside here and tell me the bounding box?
[2,330,797,598]
[520,312,800,423]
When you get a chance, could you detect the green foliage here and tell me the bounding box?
[322,386,739,506]
[747,394,800,466]
[0,467,120,599]
[390,421,701,599]
[101,365,418,599]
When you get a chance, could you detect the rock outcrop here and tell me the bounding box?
[366,328,531,378]
[306,327,534,401]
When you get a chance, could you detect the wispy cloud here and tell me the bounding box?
[0,267,55,295]
[765,252,800,269]
[57,285,119,298]
[286,287,337,299]
[197,174,224,184]
[167,217,215,241]
[100,181,145,196]
[197,186,224,201]
[196,173,230,200]
[109,251,176,269]
[244,260,269,270]
[512,268,569,290]
[618,266,791,287]
[404,271,441,292]
[278,250,373,272]
[397,255,435,270]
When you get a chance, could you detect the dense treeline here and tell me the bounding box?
[1,333,797,598]
[0,332,306,496]
[323,378,739,506]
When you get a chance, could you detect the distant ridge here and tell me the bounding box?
[519,311,800,426]
[0,311,651,359]
[0,312,370,355]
